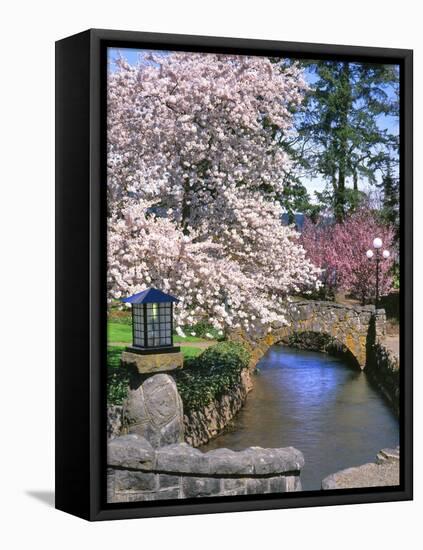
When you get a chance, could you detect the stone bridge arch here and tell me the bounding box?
[231,301,386,370]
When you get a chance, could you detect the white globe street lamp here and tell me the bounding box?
[373,237,383,249]
[366,238,391,308]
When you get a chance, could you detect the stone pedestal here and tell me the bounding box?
[124,374,185,448]
[121,350,183,374]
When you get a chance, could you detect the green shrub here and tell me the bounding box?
[107,346,130,405]
[174,342,250,413]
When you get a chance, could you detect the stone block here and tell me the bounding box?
[268,475,288,493]
[115,492,155,502]
[154,488,181,500]
[206,448,255,475]
[122,350,183,374]
[221,478,247,494]
[107,434,155,470]
[156,443,209,474]
[158,473,180,489]
[245,478,269,494]
[267,475,301,492]
[285,475,302,491]
[114,470,157,492]
[181,476,221,498]
[243,446,304,475]
[107,468,115,498]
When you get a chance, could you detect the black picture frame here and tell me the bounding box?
[55,28,413,521]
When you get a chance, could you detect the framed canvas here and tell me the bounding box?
[55,29,413,521]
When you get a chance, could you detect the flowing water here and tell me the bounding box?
[201,345,399,491]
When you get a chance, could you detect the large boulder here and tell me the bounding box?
[124,373,184,448]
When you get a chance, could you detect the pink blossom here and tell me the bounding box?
[300,209,395,303]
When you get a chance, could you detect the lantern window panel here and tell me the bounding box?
[134,335,145,347]
[131,301,174,348]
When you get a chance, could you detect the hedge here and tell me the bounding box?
[107,341,251,412]
[174,342,250,413]
[107,346,130,405]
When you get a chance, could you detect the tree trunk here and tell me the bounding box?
[334,62,352,223]
[181,177,191,235]
[353,170,358,191]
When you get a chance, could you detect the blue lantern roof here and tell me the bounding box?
[120,287,179,304]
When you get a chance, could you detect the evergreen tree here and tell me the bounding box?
[290,61,399,221]
[379,161,400,241]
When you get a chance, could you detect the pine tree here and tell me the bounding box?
[291,61,399,221]
[379,161,400,241]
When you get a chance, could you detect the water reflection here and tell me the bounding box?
[201,345,399,490]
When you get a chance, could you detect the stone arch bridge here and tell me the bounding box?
[231,300,386,370]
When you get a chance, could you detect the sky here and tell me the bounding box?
[107,47,400,204]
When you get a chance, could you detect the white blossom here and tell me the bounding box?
[107,52,319,333]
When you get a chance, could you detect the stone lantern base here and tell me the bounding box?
[121,349,184,374]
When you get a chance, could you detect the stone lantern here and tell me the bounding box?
[120,288,183,374]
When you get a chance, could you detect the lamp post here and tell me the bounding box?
[366,238,390,308]
[119,287,184,375]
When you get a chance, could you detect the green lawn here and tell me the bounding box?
[107,321,209,360]
[108,322,132,343]
[108,321,207,345]
[107,343,202,362]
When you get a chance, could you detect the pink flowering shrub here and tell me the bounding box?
[300,209,395,304]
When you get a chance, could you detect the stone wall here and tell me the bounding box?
[107,371,253,449]
[322,447,400,489]
[107,434,304,502]
[229,301,378,370]
[107,373,304,502]
[183,369,253,447]
[366,342,400,413]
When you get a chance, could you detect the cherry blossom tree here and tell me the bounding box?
[107,51,320,332]
[107,51,307,222]
[108,199,320,333]
[300,208,395,304]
